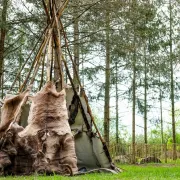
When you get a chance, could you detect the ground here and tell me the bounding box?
[0,163,180,180]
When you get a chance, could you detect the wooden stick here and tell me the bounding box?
[44,0,69,22]
[49,0,53,18]
[19,28,53,92]
[60,19,81,86]
[62,55,112,163]
[62,56,91,131]
[19,0,69,92]
[60,21,105,140]
[39,52,45,90]
[53,4,64,89]
[29,52,44,86]
[42,0,69,85]
[60,21,107,143]
[9,30,45,92]
[42,0,51,22]
[29,29,52,86]
[47,35,52,82]
[56,0,69,19]
[50,36,54,80]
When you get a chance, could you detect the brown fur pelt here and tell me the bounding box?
[33,150,73,175]
[0,89,30,137]
[0,123,37,175]
[19,82,71,137]
[18,82,78,175]
[34,130,77,174]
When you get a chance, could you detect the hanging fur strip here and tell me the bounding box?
[0,89,30,137]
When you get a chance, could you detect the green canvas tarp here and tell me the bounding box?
[17,87,119,173]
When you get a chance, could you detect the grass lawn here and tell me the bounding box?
[0,163,180,180]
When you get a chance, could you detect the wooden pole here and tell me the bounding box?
[60,15,114,163]
[53,4,64,90]
[42,0,51,22]
[50,37,54,80]
[39,54,45,90]
[29,52,45,86]
[19,28,53,92]
[62,56,91,131]
[62,55,113,164]
[42,0,68,90]
[14,0,68,92]
[60,20,81,86]
[47,35,52,82]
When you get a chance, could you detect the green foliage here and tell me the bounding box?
[1,0,180,147]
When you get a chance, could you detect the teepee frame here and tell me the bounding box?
[7,0,117,172]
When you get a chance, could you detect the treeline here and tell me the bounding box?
[0,0,180,162]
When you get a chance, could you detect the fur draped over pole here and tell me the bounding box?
[19,82,78,175]
[0,88,30,137]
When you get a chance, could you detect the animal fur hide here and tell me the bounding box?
[19,82,71,137]
[0,122,37,175]
[18,82,78,174]
[34,132,77,175]
[0,89,30,137]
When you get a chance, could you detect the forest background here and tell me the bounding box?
[0,0,180,162]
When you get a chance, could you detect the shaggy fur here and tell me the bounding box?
[18,82,78,174]
[0,89,30,137]
[0,122,37,175]
[19,82,71,137]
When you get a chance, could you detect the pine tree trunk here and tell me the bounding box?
[160,94,164,143]
[54,0,63,91]
[160,89,164,144]
[144,45,147,158]
[73,1,80,85]
[18,36,24,89]
[115,62,119,144]
[131,0,136,164]
[159,69,164,157]
[104,2,110,147]
[0,0,8,97]
[169,0,177,160]
[158,63,164,144]
[132,48,136,164]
